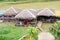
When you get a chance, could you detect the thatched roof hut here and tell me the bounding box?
[3,7,22,16]
[37,8,55,16]
[38,32,55,40]
[15,9,36,19]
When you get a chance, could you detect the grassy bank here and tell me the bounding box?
[0,22,40,40]
[0,22,60,40]
[0,22,28,40]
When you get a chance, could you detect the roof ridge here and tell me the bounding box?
[37,8,55,16]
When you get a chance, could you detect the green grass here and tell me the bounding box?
[0,27,28,40]
[0,22,29,40]
[56,37,60,40]
[0,22,60,40]
[42,23,54,31]
[0,22,40,40]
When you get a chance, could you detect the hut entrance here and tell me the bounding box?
[15,19,37,27]
[37,16,55,23]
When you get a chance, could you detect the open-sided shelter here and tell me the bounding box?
[37,8,55,23]
[3,7,22,22]
[15,9,36,19]
[15,9,37,26]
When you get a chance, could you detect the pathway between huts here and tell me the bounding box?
[37,21,46,32]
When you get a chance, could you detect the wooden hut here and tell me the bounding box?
[3,7,22,22]
[37,8,55,23]
[15,9,37,26]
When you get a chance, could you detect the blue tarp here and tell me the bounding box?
[0,10,4,16]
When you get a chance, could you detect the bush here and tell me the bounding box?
[27,27,40,40]
[49,21,60,37]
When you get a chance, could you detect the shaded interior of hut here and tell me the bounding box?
[15,19,37,27]
[37,15,58,23]
[2,15,16,22]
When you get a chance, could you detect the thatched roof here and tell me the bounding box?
[49,8,55,13]
[3,7,22,16]
[38,8,55,13]
[37,8,55,16]
[14,8,22,13]
[15,9,36,19]
[28,8,38,16]
[38,32,55,40]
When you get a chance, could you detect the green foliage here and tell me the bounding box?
[0,28,11,34]
[0,26,28,40]
[27,27,40,40]
[56,37,60,40]
[49,21,60,37]
[0,25,40,40]
[53,22,60,30]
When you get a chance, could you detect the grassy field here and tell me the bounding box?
[0,1,60,10]
[0,1,60,16]
[0,22,60,40]
[0,22,29,40]
[0,22,40,40]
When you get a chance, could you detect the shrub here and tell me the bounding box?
[49,21,60,37]
[27,27,40,40]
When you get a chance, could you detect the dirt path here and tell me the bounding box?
[37,21,46,32]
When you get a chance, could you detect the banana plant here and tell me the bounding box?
[27,27,40,40]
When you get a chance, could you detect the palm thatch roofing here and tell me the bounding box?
[37,8,55,16]
[15,9,36,19]
[38,32,55,40]
[28,8,39,16]
[14,8,22,13]
[3,7,22,16]
[49,8,55,13]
